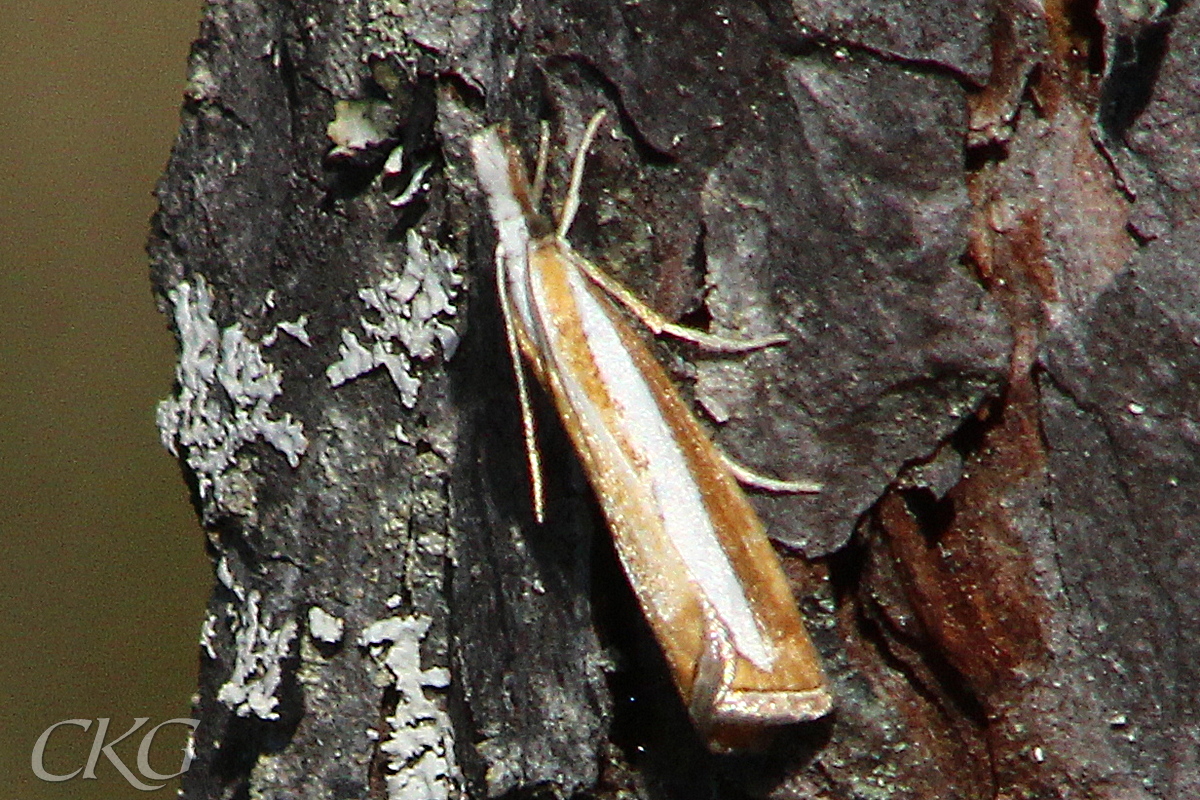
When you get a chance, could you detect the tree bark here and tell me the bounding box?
[151,0,1199,798]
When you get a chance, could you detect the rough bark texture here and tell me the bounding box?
[150,0,1198,798]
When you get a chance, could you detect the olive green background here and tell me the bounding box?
[1,2,212,796]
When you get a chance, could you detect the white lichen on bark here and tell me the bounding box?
[157,274,308,519]
[212,557,299,720]
[360,614,458,800]
[327,230,462,407]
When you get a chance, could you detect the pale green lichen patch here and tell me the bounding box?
[157,275,308,519]
[360,614,458,800]
[327,99,394,158]
[370,0,490,84]
[327,230,462,408]
[307,605,345,645]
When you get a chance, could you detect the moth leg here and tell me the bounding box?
[571,250,789,352]
[496,245,547,523]
[553,110,788,353]
[719,450,822,494]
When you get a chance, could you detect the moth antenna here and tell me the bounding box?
[557,110,607,239]
[532,120,550,212]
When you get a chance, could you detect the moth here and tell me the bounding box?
[470,111,831,748]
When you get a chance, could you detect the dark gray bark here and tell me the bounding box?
[151,0,1199,797]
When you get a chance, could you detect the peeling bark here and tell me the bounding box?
[151,0,1199,798]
